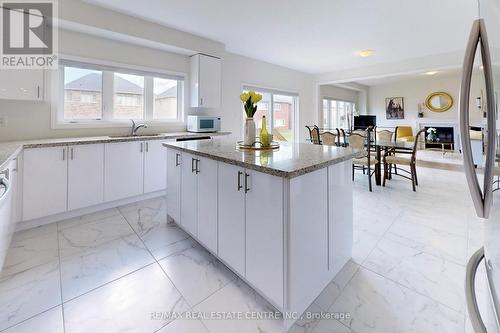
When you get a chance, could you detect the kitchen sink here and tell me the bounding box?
[108,134,163,138]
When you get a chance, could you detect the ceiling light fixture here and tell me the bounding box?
[357,49,375,58]
[424,71,438,76]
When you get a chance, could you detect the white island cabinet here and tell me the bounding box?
[164,139,362,331]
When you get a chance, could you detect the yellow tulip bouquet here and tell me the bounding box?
[240,91,263,118]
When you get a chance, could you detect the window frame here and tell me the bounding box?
[51,55,186,129]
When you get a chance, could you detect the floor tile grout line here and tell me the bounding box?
[360,264,464,315]
[118,203,198,312]
[56,222,66,333]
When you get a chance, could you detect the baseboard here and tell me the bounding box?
[16,190,166,232]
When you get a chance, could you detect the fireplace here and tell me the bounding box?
[424,126,455,151]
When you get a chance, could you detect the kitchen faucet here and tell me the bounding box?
[131,119,148,136]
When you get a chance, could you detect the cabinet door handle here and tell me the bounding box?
[191,158,196,173]
[63,148,66,161]
[146,142,149,153]
[245,173,250,193]
[237,171,243,191]
[200,97,203,106]
[175,153,180,166]
[70,148,74,160]
[195,159,200,174]
[12,158,18,172]
[140,142,144,153]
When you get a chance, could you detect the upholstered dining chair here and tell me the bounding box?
[320,131,337,146]
[306,125,322,144]
[383,128,426,191]
[376,129,394,142]
[350,129,378,192]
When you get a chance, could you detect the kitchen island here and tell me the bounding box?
[163,139,363,331]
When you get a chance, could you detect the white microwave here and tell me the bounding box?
[187,115,221,133]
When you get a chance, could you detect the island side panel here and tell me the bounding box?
[287,167,329,318]
[328,160,353,275]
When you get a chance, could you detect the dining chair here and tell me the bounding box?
[350,129,378,192]
[395,126,416,142]
[383,128,426,191]
[320,131,337,146]
[376,129,394,142]
[306,125,322,144]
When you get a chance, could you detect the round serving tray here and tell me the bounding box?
[236,141,280,151]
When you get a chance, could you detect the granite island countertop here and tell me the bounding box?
[0,131,230,171]
[163,138,364,178]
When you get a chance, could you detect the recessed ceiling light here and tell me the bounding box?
[424,71,438,76]
[357,49,375,58]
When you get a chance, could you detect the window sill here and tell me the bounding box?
[51,120,186,130]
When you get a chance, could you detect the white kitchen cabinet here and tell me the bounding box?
[328,160,353,273]
[166,148,181,223]
[0,69,44,101]
[68,144,104,211]
[104,142,144,202]
[218,162,246,276]
[23,147,68,221]
[180,152,198,236]
[144,140,168,193]
[0,160,17,270]
[190,54,222,108]
[196,156,218,254]
[245,170,284,307]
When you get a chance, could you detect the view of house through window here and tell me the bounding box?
[323,98,355,130]
[63,67,103,120]
[61,63,183,124]
[243,87,297,142]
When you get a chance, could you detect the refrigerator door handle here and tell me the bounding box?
[459,19,497,219]
[466,247,488,333]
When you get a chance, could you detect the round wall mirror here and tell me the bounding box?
[425,92,454,112]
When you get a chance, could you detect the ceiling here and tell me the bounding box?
[84,0,484,74]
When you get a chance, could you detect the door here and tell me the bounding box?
[199,55,222,108]
[218,162,246,276]
[245,170,284,307]
[22,147,68,221]
[166,148,181,223]
[68,144,105,211]
[180,152,198,236]
[196,156,218,254]
[104,142,144,202]
[144,140,168,193]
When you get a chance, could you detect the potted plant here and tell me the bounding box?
[240,91,262,145]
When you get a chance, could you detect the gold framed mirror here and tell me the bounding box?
[425,92,454,112]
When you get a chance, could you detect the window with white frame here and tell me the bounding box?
[242,86,298,142]
[322,98,356,130]
[59,61,184,125]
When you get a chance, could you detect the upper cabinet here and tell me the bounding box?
[190,54,222,109]
[0,69,44,101]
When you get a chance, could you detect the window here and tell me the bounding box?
[323,98,356,130]
[153,77,178,120]
[113,73,144,119]
[58,60,184,125]
[64,67,103,120]
[242,86,298,142]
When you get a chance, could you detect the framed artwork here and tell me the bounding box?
[385,97,405,119]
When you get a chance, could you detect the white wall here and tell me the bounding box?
[0,2,316,142]
[366,72,487,131]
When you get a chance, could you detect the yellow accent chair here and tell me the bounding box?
[395,126,416,142]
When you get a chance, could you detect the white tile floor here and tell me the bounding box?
[0,164,496,333]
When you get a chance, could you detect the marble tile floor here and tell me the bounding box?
[0,166,496,333]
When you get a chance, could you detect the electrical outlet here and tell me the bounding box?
[0,116,7,127]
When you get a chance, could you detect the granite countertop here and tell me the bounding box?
[163,138,364,178]
[0,131,230,171]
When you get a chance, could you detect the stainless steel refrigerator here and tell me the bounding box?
[462,0,500,332]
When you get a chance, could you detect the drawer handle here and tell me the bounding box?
[175,153,180,166]
[237,171,243,191]
[191,158,196,173]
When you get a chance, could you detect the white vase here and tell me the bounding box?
[243,118,256,146]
